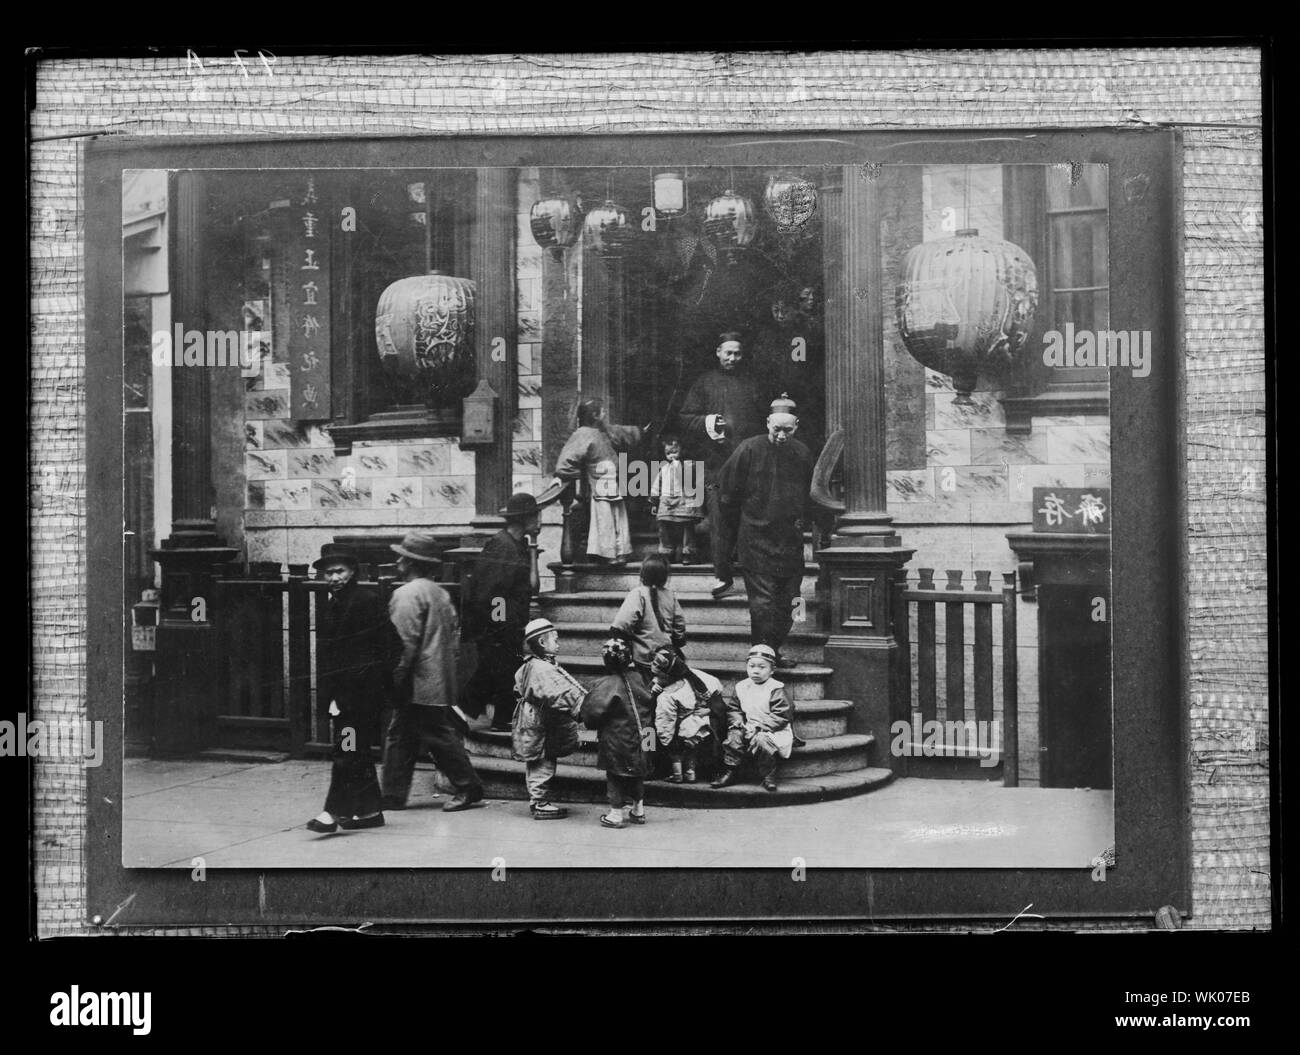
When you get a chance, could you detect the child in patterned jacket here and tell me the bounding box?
[649,645,723,783]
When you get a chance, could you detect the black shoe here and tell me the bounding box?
[380,796,407,811]
[306,818,338,834]
[339,813,386,830]
[442,788,485,812]
[530,801,569,819]
[710,767,739,788]
[775,655,798,670]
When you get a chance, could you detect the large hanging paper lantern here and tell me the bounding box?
[375,270,477,408]
[703,189,756,262]
[763,174,817,232]
[583,199,635,257]
[529,196,581,259]
[895,229,1038,404]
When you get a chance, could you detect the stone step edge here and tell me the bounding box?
[553,621,828,643]
[469,755,895,808]
[540,590,824,601]
[468,729,874,753]
[556,654,834,678]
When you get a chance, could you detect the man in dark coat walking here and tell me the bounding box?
[306,544,401,833]
[463,492,540,730]
[676,332,766,597]
[716,396,815,670]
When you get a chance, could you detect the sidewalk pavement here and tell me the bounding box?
[122,757,1113,869]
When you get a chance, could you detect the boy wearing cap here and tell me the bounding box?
[512,618,587,819]
[711,644,794,792]
[381,531,485,813]
[306,544,400,834]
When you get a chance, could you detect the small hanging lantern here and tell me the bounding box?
[895,229,1039,404]
[653,171,687,217]
[703,189,756,264]
[583,199,635,257]
[763,174,818,233]
[529,196,581,259]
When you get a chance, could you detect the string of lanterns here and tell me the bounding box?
[530,165,1040,398]
[529,170,819,260]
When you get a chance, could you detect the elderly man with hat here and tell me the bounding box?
[511,617,587,819]
[380,531,485,813]
[715,394,815,671]
[306,543,401,833]
[463,492,542,731]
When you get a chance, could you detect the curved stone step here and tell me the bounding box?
[465,728,872,778]
[540,590,827,629]
[467,753,894,808]
[791,699,854,740]
[557,654,832,700]
[550,563,821,595]
[555,621,828,664]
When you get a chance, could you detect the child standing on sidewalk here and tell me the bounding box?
[512,618,588,820]
[581,638,655,828]
[649,645,722,784]
[711,644,794,792]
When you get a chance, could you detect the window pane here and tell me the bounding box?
[1046,163,1107,210]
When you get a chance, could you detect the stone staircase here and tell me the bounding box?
[463,532,896,807]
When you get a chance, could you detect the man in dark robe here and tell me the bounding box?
[716,400,815,670]
[676,332,766,596]
[463,492,540,731]
[306,543,401,833]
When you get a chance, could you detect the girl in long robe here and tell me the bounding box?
[552,399,643,564]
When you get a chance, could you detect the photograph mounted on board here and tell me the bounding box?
[119,149,1130,871]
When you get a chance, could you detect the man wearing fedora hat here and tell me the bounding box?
[306,544,401,833]
[463,492,542,731]
[381,531,485,813]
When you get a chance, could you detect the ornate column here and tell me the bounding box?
[151,171,238,755]
[467,167,518,541]
[817,165,913,765]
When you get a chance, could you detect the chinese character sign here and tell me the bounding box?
[289,175,330,420]
[1031,487,1111,534]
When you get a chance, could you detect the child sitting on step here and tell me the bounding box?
[649,645,722,783]
[610,553,686,685]
[712,644,794,792]
[581,637,655,828]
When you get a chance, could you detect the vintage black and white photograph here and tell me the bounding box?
[24,44,1268,940]
[120,153,1122,869]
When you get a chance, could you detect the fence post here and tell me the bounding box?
[286,573,311,758]
[1001,572,1019,787]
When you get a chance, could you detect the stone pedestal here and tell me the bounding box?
[820,544,914,768]
[150,530,238,756]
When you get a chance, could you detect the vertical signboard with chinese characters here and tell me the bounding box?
[289,175,331,420]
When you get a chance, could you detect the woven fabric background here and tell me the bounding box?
[28,48,1267,935]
